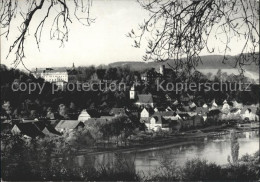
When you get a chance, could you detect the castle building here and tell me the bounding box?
[33,63,78,89]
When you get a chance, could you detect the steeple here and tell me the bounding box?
[130,84,136,99]
[72,62,75,69]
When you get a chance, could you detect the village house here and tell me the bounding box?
[173,100,178,106]
[11,123,45,138]
[180,115,204,129]
[42,126,62,136]
[178,113,190,121]
[145,114,170,132]
[141,68,162,82]
[140,107,154,117]
[202,103,208,108]
[232,100,243,109]
[166,106,175,111]
[55,120,85,133]
[180,118,194,129]
[136,94,154,108]
[189,101,197,110]
[241,106,259,121]
[196,107,208,121]
[32,63,79,89]
[209,99,218,111]
[78,109,91,122]
[192,115,204,127]
[222,100,230,110]
[221,108,242,121]
[140,107,154,123]
[159,111,182,121]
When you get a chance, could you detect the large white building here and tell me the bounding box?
[33,63,78,88]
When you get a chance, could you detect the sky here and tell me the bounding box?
[1,0,259,70]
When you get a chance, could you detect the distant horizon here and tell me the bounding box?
[2,52,259,71]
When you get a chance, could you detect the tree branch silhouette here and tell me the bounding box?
[0,0,95,70]
[128,0,259,75]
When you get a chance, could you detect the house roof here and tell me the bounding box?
[42,126,62,136]
[137,94,153,104]
[189,102,197,108]
[166,106,174,111]
[241,106,258,114]
[78,109,91,121]
[86,109,100,118]
[230,108,240,113]
[202,103,208,108]
[49,120,60,127]
[211,99,218,107]
[110,108,126,116]
[55,120,84,130]
[154,111,175,117]
[173,100,178,105]
[87,118,112,124]
[150,115,169,124]
[140,117,150,123]
[178,113,190,120]
[142,107,155,115]
[232,100,243,108]
[154,107,166,112]
[100,116,115,120]
[33,121,48,131]
[12,123,45,138]
[196,107,208,115]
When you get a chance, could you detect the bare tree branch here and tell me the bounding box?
[0,0,94,70]
[128,0,259,75]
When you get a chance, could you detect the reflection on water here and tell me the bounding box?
[74,131,259,175]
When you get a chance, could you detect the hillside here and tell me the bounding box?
[109,54,259,73]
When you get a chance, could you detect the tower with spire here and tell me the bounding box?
[130,85,136,99]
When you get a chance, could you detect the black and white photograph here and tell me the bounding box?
[0,0,259,181]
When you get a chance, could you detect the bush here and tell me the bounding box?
[181,158,222,180]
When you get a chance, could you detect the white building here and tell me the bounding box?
[136,94,154,108]
[78,109,91,123]
[33,64,78,89]
[129,85,136,99]
[222,100,230,111]
[145,115,170,132]
[209,99,218,110]
[202,103,208,108]
[241,107,259,121]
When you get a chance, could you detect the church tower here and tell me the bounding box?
[159,65,165,76]
[130,85,136,99]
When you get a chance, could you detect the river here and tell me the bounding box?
[74,130,259,176]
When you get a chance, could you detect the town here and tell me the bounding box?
[1,63,259,150]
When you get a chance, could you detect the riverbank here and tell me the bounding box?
[76,125,259,156]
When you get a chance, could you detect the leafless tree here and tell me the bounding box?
[0,0,94,69]
[128,0,259,74]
